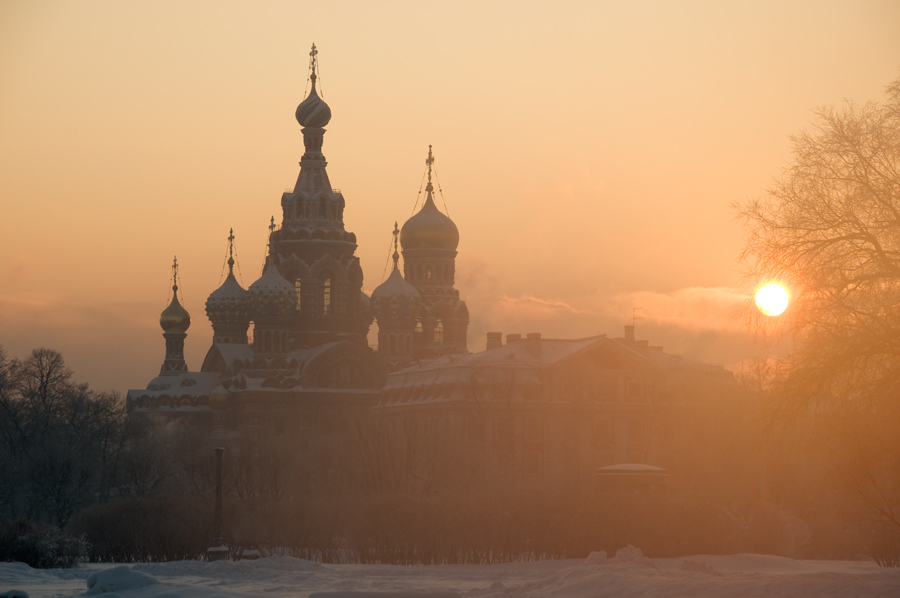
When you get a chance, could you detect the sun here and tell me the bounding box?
[755,283,789,316]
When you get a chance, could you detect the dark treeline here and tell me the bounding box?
[0,346,897,567]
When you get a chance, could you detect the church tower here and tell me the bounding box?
[267,44,371,348]
[400,146,469,358]
[371,223,421,367]
[158,257,191,374]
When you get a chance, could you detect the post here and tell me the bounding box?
[207,447,228,561]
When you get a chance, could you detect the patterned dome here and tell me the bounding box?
[248,263,297,319]
[400,193,459,251]
[205,267,250,325]
[371,266,421,322]
[160,290,191,334]
[295,76,331,128]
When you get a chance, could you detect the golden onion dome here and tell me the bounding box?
[400,193,459,252]
[160,287,191,334]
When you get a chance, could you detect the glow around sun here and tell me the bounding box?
[755,283,789,316]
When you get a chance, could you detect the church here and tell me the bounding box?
[127,46,734,488]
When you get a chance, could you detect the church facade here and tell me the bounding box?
[127,48,734,489]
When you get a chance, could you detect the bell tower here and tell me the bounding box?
[400,146,469,358]
[267,44,371,348]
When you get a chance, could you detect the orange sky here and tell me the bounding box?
[1,0,899,392]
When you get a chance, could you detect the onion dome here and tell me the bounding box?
[372,224,421,320]
[248,261,297,319]
[400,146,459,251]
[205,239,250,324]
[295,44,331,128]
[160,258,191,333]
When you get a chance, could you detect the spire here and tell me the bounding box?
[392,221,400,270]
[425,145,434,194]
[227,227,235,273]
[171,256,180,297]
[296,43,331,128]
[309,42,319,89]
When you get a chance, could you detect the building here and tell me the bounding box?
[127,47,735,490]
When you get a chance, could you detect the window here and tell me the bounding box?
[426,265,432,280]
[523,419,541,443]
[627,380,644,401]
[389,334,397,355]
[323,279,331,316]
[434,320,444,343]
[294,280,302,312]
[524,452,542,477]
[415,320,423,333]
[628,420,643,443]
[594,420,611,445]
[495,418,513,443]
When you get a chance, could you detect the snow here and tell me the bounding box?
[1,552,898,598]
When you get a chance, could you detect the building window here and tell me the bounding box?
[495,418,513,443]
[523,418,541,443]
[415,320,423,333]
[294,280,302,312]
[594,420,611,446]
[627,380,644,401]
[434,320,444,343]
[524,452,542,478]
[323,278,331,316]
[628,420,643,443]
[389,334,397,355]
[426,265,432,280]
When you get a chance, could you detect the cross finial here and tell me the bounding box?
[309,43,318,84]
[226,228,235,271]
[171,256,180,293]
[425,145,434,185]
[391,221,400,269]
[269,216,276,234]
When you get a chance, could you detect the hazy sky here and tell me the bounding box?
[1,0,898,392]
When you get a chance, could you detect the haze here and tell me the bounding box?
[1,0,898,392]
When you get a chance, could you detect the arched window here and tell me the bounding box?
[415,264,422,281]
[415,319,423,333]
[318,197,327,218]
[426,265,432,280]
[390,335,397,355]
[434,320,444,343]
[323,279,332,316]
[294,280,302,312]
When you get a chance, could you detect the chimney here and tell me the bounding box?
[506,333,522,343]
[486,332,503,351]
[624,325,635,342]
[525,332,542,357]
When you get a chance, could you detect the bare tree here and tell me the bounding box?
[737,74,900,558]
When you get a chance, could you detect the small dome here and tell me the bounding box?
[248,263,297,319]
[400,194,459,251]
[372,267,421,322]
[295,78,331,128]
[205,269,250,324]
[160,292,191,334]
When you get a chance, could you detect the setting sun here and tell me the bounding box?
[755,283,789,316]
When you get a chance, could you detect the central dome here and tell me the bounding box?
[400,194,459,251]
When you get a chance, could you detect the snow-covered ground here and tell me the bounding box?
[2,547,898,598]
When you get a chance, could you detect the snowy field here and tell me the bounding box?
[2,548,899,598]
